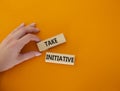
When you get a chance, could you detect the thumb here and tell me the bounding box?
[16,51,41,65]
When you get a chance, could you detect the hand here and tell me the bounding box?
[0,23,41,72]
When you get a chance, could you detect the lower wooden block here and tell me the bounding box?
[45,52,75,65]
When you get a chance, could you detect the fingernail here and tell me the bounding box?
[30,23,36,26]
[36,39,41,42]
[20,23,25,26]
[35,52,42,56]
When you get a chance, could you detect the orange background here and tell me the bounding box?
[0,0,120,91]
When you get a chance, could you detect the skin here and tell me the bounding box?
[0,23,41,72]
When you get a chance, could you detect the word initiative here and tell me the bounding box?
[45,52,75,65]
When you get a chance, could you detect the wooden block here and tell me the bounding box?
[45,52,75,65]
[37,33,66,51]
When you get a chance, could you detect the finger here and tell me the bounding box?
[16,51,41,65]
[29,23,36,27]
[13,25,39,39]
[12,23,25,34]
[18,34,40,50]
[1,23,38,45]
[3,23,25,43]
[10,22,36,35]
[7,23,25,38]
